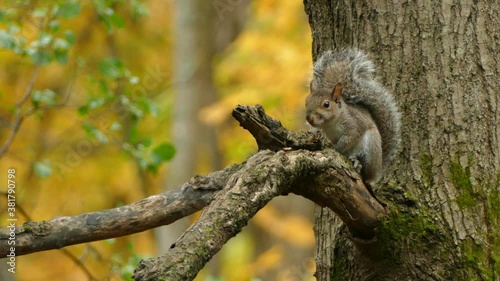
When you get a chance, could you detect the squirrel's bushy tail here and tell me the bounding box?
[313,48,401,172]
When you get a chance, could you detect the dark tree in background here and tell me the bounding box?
[305,0,499,280]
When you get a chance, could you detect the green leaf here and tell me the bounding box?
[108,13,125,28]
[88,96,106,109]
[131,0,149,19]
[93,129,108,143]
[99,58,125,78]
[78,105,89,116]
[82,121,108,143]
[82,121,97,133]
[98,79,111,96]
[34,161,52,178]
[146,163,158,174]
[53,38,70,50]
[136,97,158,117]
[53,38,70,64]
[127,103,144,119]
[32,8,48,18]
[37,32,52,47]
[151,142,176,164]
[31,89,56,108]
[54,50,68,64]
[30,49,51,65]
[139,137,152,148]
[64,30,76,45]
[49,20,60,32]
[128,124,139,143]
[58,2,81,19]
[0,30,16,49]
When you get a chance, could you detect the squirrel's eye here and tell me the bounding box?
[322,101,330,108]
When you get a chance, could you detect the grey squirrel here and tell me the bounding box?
[305,48,401,186]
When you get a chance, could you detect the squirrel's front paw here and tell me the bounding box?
[306,123,320,133]
[348,156,362,174]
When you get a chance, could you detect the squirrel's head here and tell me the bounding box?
[305,81,344,127]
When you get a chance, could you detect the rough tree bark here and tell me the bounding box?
[305,0,499,280]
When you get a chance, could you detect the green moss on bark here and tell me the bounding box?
[485,171,500,280]
[419,153,434,188]
[450,161,476,208]
[487,178,500,228]
[455,169,500,281]
[377,207,443,262]
[490,233,500,280]
[460,239,497,281]
[330,238,350,281]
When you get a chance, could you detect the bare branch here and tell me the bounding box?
[17,65,41,108]
[0,165,239,256]
[232,104,329,151]
[0,65,76,158]
[60,248,99,281]
[0,66,40,157]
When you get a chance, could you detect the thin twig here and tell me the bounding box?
[60,248,99,281]
[0,66,40,158]
[0,64,77,158]
[16,65,40,107]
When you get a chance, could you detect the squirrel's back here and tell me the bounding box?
[312,48,401,173]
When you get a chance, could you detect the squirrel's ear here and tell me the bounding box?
[310,79,317,92]
[332,82,343,103]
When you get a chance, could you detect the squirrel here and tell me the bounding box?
[305,48,401,188]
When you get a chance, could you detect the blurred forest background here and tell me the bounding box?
[0,0,315,280]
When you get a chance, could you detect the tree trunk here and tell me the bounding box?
[156,0,216,253]
[305,0,499,280]
[156,0,248,260]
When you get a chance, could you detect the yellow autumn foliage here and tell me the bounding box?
[0,0,313,280]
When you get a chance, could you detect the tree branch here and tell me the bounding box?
[0,105,386,281]
[0,65,76,158]
[132,105,386,280]
[0,165,239,256]
[0,66,40,158]
[232,104,328,151]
